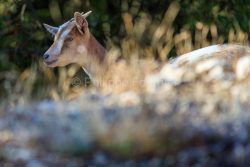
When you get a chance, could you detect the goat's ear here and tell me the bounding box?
[43,23,59,36]
[74,12,88,35]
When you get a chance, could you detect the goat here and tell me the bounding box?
[43,11,106,80]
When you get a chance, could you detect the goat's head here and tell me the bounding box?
[43,11,92,67]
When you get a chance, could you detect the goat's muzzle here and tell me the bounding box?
[43,54,50,60]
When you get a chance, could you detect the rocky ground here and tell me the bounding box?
[1,44,250,166]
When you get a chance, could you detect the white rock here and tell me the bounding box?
[182,69,196,82]
[145,74,162,93]
[208,66,224,81]
[173,45,223,65]
[27,160,44,167]
[118,91,140,106]
[5,147,33,161]
[195,58,226,74]
[236,56,250,80]
[160,64,186,85]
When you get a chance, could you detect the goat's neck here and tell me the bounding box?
[77,33,107,79]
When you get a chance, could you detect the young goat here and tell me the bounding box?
[43,11,153,93]
[43,11,106,79]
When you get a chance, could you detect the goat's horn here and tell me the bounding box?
[70,11,91,22]
[82,11,92,18]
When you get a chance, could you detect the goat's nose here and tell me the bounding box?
[43,54,50,60]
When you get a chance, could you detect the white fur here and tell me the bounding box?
[77,45,87,54]
[53,23,75,55]
[44,24,58,35]
[53,39,64,56]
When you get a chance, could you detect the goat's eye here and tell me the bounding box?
[65,37,74,42]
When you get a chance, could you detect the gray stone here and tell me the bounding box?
[236,56,250,80]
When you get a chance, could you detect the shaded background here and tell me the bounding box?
[0,0,249,99]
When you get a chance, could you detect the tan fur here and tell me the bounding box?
[43,12,106,79]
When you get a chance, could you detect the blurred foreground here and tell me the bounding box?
[1,45,250,166]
